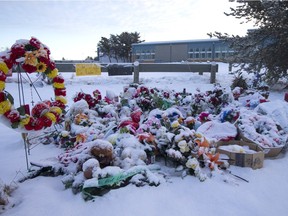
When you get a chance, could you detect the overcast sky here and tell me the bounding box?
[0,0,254,60]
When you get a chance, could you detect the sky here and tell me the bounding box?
[0,0,255,60]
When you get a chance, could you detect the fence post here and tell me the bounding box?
[133,61,140,83]
[210,64,217,84]
[228,62,232,72]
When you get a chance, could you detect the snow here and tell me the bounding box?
[196,121,237,141]
[1,63,288,216]
[218,145,256,154]
[255,100,288,133]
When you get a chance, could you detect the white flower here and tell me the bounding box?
[61,130,70,137]
[178,140,190,153]
[186,158,199,170]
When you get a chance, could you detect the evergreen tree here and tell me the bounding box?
[97,32,144,63]
[210,0,288,84]
[97,37,113,62]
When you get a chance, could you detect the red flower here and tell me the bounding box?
[24,117,35,131]
[44,47,51,56]
[198,112,210,122]
[51,101,65,109]
[163,92,169,98]
[34,118,45,131]
[38,56,50,65]
[29,37,41,49]
[84,94,92,101]
[74,92,85,100]
[54,88,66,96]
[2,57,14,69]
[118,120,139,130]
[43,100,51,107]
[22,63,37,73]
[10,44,25,60]
[260,99,268,103]
[131,110,142,123]
[0,91,6,102]
[0,71,7,82]
[140,86,149,94]
[32,102,49,117]
[93,89,102,101]
[104,96,113,104]
[87,99,97,108]
[41,116,53,127]
[49,61,56,70]
[4,110,20,123]
[53,75,64,83]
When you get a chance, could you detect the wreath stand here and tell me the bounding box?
[16,64,47,171]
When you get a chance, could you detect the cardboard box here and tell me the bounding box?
[216,140,264,169]
[239,133,284,158]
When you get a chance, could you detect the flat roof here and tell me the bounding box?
[132,38,221,46]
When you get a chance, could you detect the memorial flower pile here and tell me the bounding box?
[54,85,240,192]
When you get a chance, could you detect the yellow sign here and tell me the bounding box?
[75,64,101,76]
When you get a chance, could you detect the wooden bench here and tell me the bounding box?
[133,63,218,84]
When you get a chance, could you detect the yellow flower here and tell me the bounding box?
[171,120,180,128]
[53,82,65,89]
[74,113,88,125]
[36,62,47,73]
[55,96,67,104]
[46,68,58,79]
[20,115,30,126]
[0,100,11,115]
[76,133,87,143]
[44,112,56,123]
[0,62,9,74]
[24,52,38,66]
[195,132,203,138]
[49,106,62,115]
[0,81,5,91]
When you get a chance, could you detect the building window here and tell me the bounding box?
[201,48,206,58]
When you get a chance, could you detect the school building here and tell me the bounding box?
[131,39,233,63]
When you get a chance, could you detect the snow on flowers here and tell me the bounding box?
[54,84,238,194]
[14,80,288,198]
[0,37,67,131]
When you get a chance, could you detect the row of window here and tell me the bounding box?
[189,51,232,59]
[135,53,155,60]
[134,51,233,60]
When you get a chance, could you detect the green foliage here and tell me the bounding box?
[231,73,248,90]
[209,1,288,84]
[97,32,144,62]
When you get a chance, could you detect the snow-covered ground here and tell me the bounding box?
[1,63,288,216]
